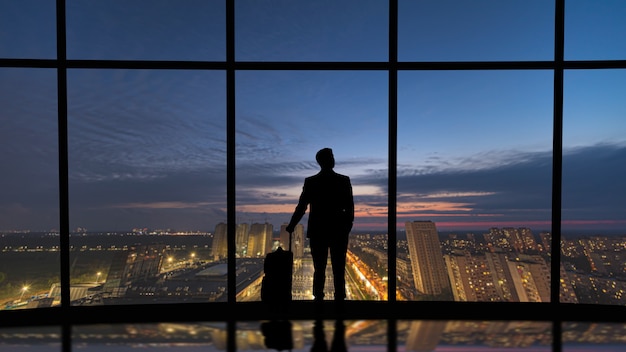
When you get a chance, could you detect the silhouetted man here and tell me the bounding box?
[286,148,354,304]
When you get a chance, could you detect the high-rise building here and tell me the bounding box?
[539,232,552,253]
[559,264,579,304]
[485,252,518,301]
[396,253,414,300]
[405,221,451,297]
[236,223,250,257]
[519,227,539,252]
[445,251,503,302]
[212,222,227,260]
[507,255,551,302]
[247,222,273,257]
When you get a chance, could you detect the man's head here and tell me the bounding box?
[315,148,335,170]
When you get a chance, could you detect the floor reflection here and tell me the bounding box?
[398,320,552,350]
[1,321,626,351]
[240,320,385,352]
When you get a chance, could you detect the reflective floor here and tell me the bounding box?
[2,320,626,351]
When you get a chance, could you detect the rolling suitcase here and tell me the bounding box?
[261,231,293,305]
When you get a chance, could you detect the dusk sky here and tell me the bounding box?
[1,1,625,233]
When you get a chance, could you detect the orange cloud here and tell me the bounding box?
[237,204,296,213]
[397,201,474,213]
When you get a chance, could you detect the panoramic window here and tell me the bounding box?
[4,1,626,350]
[1,0,626,328]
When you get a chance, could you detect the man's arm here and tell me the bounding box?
[286,181,309,233]
[346,178,355,223]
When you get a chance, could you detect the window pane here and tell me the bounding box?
[0,1,56,59]
[398,71,553,302]
[0,68,59,310]
[398,0,554,62]
[562,70,626,305]
[565,0,626,60]
[235,0,388,62]
[68,69,226,306]
[66,0,225,61]
[236,71,388,302]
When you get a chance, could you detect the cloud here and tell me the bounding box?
[561,143,626,224]
[2,131,625,232]
[390,144,626,230]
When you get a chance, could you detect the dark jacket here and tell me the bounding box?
[288,169,354,238]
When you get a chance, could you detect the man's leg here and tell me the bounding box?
[309,236,328,301]
[330,235,349,301]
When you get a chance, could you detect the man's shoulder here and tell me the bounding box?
[305,171,351,186]
[308,171,350,179]
[333,172,351,183]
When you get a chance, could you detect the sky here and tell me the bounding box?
[1,1,625,234]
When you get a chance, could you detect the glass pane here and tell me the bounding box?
[563,322,626,351]
[73,322,225,351]
[397,71,553,302]
[235,0,388,61]
[0,325,61,351]
[398,320,552,350]
[562,70,626,305]
[67,0,225,61]
[241,320,387,351]
[0,1,56,59]
[398,0,554,62]
[0,68,59,310]
[67,69,226,306]
[236,71,388,302]
[565,0,626,60]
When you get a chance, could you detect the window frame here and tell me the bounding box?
[2,1,626,351]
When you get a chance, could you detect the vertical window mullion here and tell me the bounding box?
[552,0,565,351]
[388,0,398,306]
[388,2,399,351]
[226,0,237,306]
[56,0,71,351]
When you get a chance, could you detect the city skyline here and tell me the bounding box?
[1,1,625,232]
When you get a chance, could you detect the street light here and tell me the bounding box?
[19,285,29,301]
[96,272,102,284]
